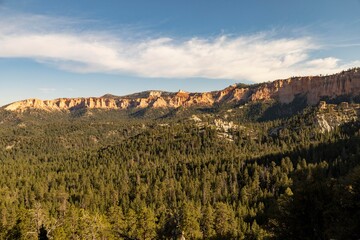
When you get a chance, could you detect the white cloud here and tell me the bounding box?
[38,88,56,94]
[0,13,358,83]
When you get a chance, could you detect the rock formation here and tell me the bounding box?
[3,68,360,112]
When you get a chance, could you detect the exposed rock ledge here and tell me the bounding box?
[3,68,360,112]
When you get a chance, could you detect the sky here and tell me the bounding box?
[1,0,360,106]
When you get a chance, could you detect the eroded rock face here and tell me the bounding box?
[4,68,360,112]
[315,102,359,133]
[266,71,360,104]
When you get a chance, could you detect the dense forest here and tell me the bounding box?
[0,101,359,239]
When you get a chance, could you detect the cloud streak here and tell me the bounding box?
[38,88,56,94]
[0,13,358,83]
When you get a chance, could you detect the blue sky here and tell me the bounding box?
[1,0,360,106]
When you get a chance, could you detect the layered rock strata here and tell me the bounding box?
[4,68,360,112]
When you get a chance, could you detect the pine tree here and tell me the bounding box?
[136,206,157,240]
[180,202,202,239]
[201,204,215,239]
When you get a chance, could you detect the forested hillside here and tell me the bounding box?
[0,101,359,239]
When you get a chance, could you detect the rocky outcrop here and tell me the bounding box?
[315,101,360,133]
[3,68,360,112]
[251,69,360,104]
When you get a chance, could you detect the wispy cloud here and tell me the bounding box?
[38,88,56,94]
[0,12,358,83]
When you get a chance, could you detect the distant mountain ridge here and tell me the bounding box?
[3,68,360,112]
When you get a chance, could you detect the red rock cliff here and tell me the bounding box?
[3,68,360,112]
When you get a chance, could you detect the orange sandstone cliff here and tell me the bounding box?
[3,68,360,112]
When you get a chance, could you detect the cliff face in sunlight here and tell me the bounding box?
[267,70,360,104]
[3,68,360,112]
